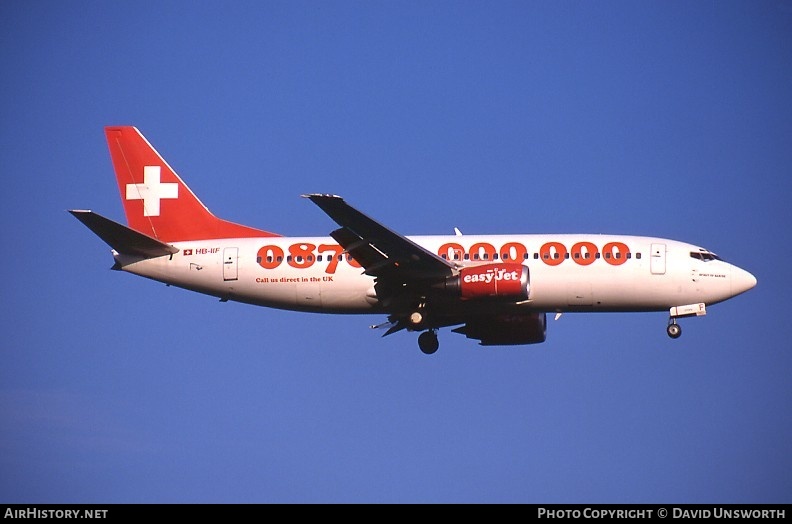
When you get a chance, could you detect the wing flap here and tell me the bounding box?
[328,227,387,270]
[304,194,454,279]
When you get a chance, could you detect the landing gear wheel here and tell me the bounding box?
[418,331,439,355]
[667,322,682,339]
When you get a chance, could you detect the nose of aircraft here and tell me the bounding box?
[731,265,757,296]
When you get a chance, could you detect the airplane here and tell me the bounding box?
[70,126,757,354]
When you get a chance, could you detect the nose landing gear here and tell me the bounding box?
[666,320,682,339]
[667,302,707,339]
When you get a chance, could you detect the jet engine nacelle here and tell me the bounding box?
[438,263,530,300]
[452,312,547,345]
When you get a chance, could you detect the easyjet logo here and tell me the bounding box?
[462,268,520,284]
[458,263,528,299]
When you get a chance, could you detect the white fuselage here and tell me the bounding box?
[116,234,756,315]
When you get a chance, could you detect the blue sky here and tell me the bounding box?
[1,1,791,503]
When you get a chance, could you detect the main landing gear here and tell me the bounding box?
[373,305,440,354]
[408,302,439,354]
[417,330,439,355]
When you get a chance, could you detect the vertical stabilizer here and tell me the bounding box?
[105,126,279,242]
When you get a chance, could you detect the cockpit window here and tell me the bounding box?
[690,250,723,262]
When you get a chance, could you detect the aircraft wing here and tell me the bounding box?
[303,194,455,280]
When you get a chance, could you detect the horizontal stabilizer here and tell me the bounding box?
[69,210,179,258]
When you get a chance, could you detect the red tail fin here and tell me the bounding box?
[105,126,280,242]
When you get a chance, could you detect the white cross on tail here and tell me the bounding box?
[125,166,179,217]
